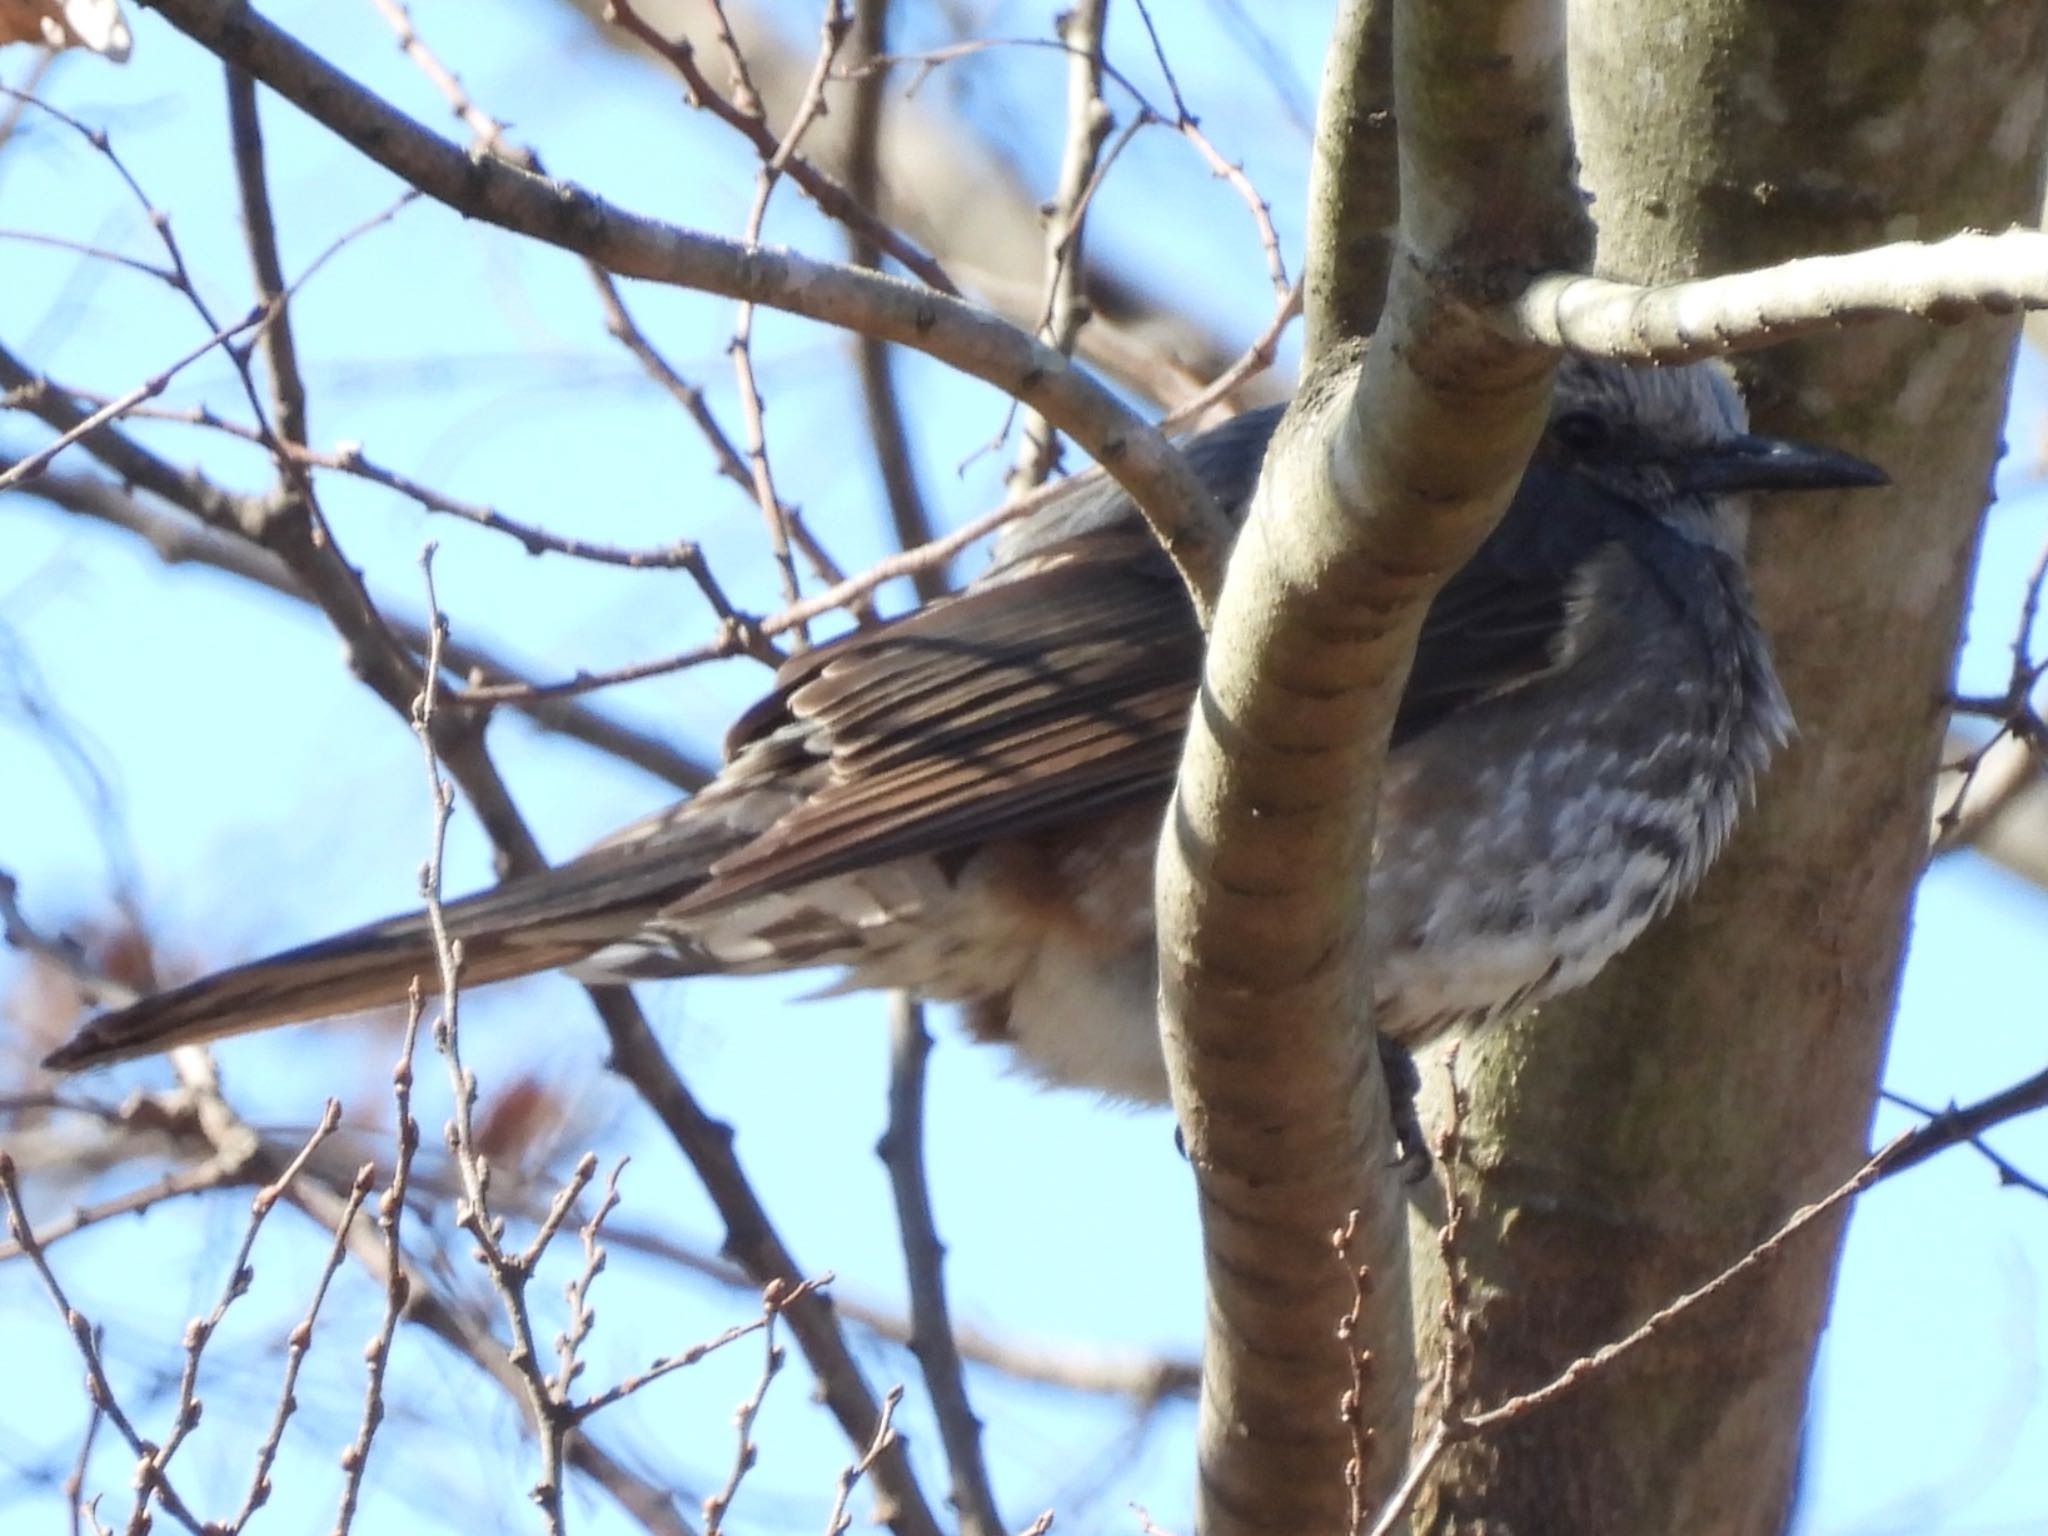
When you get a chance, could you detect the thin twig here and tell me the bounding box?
[413,547,572,1533]
[1364,1423,1445,1536]
[294,1159,700,1536]
[128,0,1239,611]
[878,997,1003,1536]
[0,1156,208,1536]
[134,1100,344,1526]
[844,0,943,601]
[0,1159,243,1259]
[1880,1087,2048,1200]
[1154,279,1301,435]
[604,0,958,293]
[554,1157,626,1402]
[330,974,428,1535]
[1333,1211,1378,1534]
[572,1216,1200,1401]
[225,1158,373,1534]
[701,1283,792,1536]
[1448,1070,2048,1440]
[1009,0,1113,497]
[1363,1048,1471,1536]
[0,304,272,491]
[573,1276,826,1422]
[64,1380,103,1536]
[11,465,714,789]
[461,457,1132,706]
[824,1385,904,1536]
[366,0,765,532]
[726,0,861,630]
[0,226,178,283]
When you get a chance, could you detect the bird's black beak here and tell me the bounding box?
[1674,434,1891,496]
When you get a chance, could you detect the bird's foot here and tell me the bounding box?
[1379,1034,1432,1182]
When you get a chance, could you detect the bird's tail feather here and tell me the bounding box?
[41,911,601,1071]
[42,792,765,1072]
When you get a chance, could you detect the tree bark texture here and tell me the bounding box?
[1159,1,1592,1531]
[1410,3,2048,1532]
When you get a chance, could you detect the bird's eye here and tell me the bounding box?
[1550,410,1613,453]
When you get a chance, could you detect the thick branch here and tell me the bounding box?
[1154,1,1591,1531]
[1303,0,1396,358]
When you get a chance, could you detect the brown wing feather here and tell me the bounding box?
[680,528,1195,909]
[678,473,1618,915]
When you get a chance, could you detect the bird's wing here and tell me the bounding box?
[1395,466,1630,739]
[675,525,1197,909]
[668,463,1624,914]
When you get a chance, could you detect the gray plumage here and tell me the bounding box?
[43,356,1886,1095]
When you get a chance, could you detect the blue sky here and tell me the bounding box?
[2,3,2045,1532]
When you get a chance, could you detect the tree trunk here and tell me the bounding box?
[1409,2,2048,1531]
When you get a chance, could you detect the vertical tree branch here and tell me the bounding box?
[844,8,995,1523]
[843,0,943,601]
[1303,0,1396,359]
[878,996,1005,1536]
[1155,0,1590,1529]
[1009,0,1113,496]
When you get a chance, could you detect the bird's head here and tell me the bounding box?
[1538,356,1889,554]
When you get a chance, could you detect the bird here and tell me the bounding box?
[41,352,1887,1099]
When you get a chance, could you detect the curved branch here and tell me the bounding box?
[130,0,1232,616]
[1154,0,1591,1530]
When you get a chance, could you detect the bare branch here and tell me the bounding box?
[1008,0,1112,496]
[8,466,713,789]
[594,1004,944,1536]
[1153,279,1301,436]
[225,1159,371,1534]
[578,3,1273,413]
[224,65,310,447]
[843,0,942,600]
[878,997,1003,1536]
[0,302,271,491]
[126,0,1235,614]
[412,550,574,1532]
[293,1131,701,1536]
[1514,229,2048,361]
[134,1099,343,1519]
[699,1285,789,1535]
[0,1155,207,1536]
[1880,1088,2048,1202]
[823,1385,904,1536]
[726,0,860,626]
[63,1377,103,1536]
[1154,0,1592,1526]
[365,0,767,522]
[605,0,960,294]
[552,1157,622,1402]
[457,450,1161,706]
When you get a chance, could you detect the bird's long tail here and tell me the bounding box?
[41,793,764,1072]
